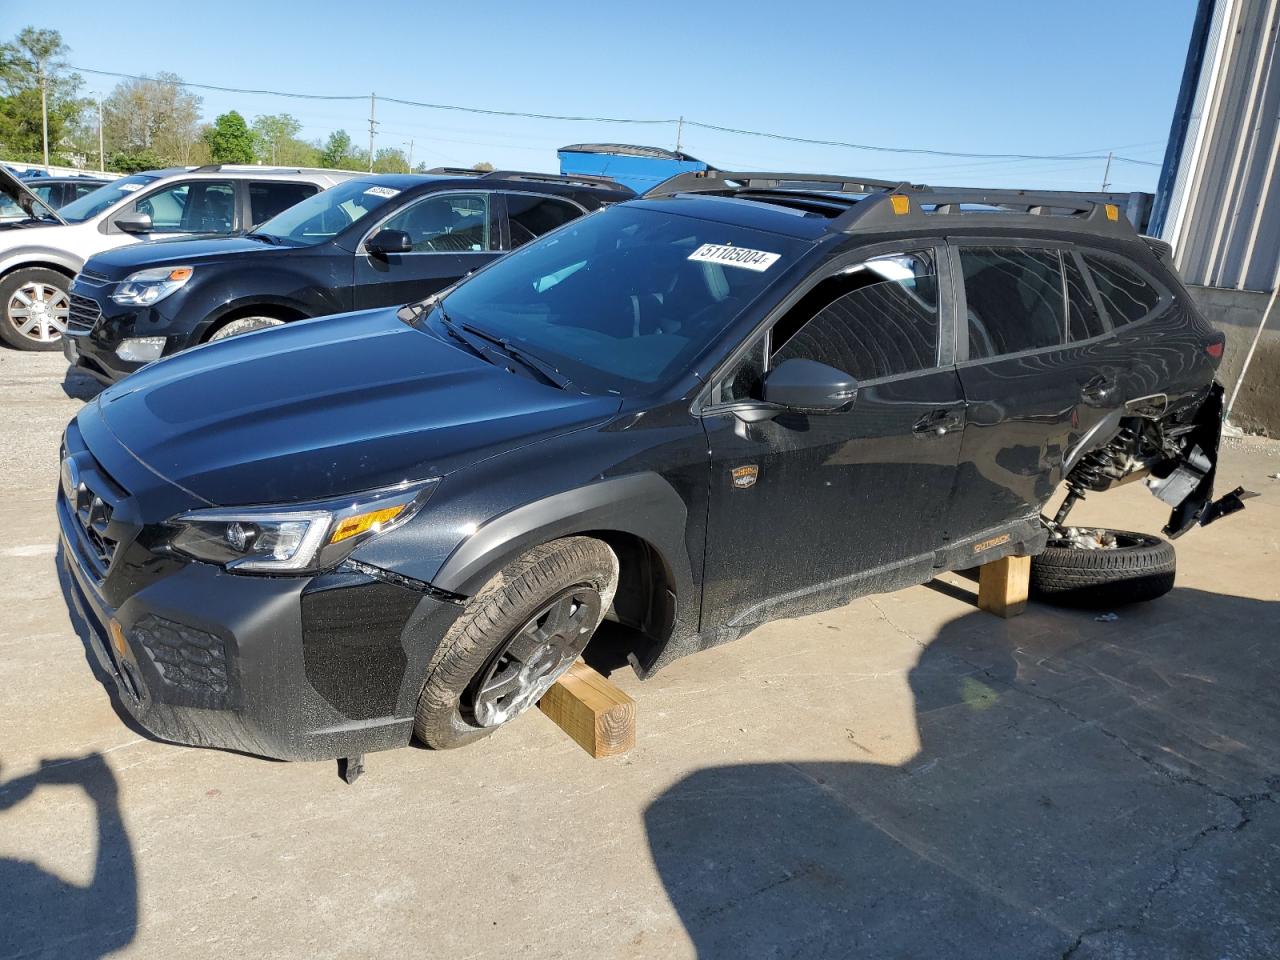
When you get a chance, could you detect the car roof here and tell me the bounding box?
[137,166,358,186]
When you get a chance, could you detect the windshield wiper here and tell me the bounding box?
[434,310,489,361]
[245,231,279,244]
[457,320,571,390]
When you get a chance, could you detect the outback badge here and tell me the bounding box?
[731,465,759,489]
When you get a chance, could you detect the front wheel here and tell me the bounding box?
[0,267,71,350]
[1030,528,1175,607]
[207,316,286,341]
[413,537,619,749]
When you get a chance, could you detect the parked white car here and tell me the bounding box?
[0,165,356,350]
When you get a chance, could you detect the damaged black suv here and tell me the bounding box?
[57,170,1241,766]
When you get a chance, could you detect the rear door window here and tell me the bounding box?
[770,250,940,381]
[505,194,582,248]
[1081,253,1162,326]
[249,181,318,226]
[960,247,1065,359]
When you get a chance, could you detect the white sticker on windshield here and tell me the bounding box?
[364,186,401,199]
[117,183,143,192]
[688,243,780,272]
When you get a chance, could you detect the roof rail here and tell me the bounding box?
[425,166,484,176]
[189,163,358,177]
[835,187,1139,237]
[643,169,907,199]
[477,169,631,192]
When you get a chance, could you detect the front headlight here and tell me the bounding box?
[111,266,194,306]
[166,480,437,574]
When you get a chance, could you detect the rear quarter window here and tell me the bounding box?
[1081,253,1163,327]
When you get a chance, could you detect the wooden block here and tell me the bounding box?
[977,555,1031,618]
[538,660,635,758]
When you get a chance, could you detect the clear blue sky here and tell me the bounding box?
[3,0,1198,193]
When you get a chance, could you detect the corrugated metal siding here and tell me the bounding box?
[1160,0,1280,292]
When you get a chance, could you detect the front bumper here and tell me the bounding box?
[64,278,200,383]
[57,484,464,762]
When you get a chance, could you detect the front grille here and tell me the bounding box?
[67,294,101,333]
[75,488,117,574]
[76,270,111,286]
[61,452,126,581]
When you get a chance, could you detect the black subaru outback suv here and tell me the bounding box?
[63,169,632,382]
[57,170,1242,765]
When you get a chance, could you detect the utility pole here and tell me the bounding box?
[675,116,684,154]
[38,60,50,170]
[1101,151,1113,192]
[97,100,104,172]
[367,93,378,173]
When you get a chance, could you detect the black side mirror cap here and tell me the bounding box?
[366,229,413,256]
[761,358,858,413]
[115,211,153,235]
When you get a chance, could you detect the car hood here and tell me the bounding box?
[95,308,623,506]
[86,235,282,275]
[0,166,67,227]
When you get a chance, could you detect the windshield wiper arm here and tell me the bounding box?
[458,321,571,389]
[245,231,279,244]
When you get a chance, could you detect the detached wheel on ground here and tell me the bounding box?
[0,267,71,351]
[413,536,619,750]
[1030,528,1175,607]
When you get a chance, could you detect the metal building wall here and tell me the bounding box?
[1157,0,1280,292]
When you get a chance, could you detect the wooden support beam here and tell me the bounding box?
[977,555,1031,618]
[538,660,635,758]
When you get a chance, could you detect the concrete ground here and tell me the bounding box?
[1,347,1278,960]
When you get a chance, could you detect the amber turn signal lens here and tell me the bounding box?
[1104,204,1120,222]
[328,505,406,545]
[889,195,910,215]
[108,619,128,658]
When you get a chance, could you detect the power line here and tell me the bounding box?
[71,64,1161,168]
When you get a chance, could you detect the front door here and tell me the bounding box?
[352,191,501,309]
[700,245,966,630]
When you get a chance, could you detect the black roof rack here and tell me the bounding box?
[834,187,1139,237]
[644,170,907,199]
[477,170,631,192]
[424,166,484,176]
[644,168,1139,238]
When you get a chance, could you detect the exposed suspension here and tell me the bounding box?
[1052,426,1138,528]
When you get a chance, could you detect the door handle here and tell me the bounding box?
[1080,375,1117,405]
[913,410,962,437]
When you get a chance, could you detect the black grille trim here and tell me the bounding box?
[67,294,101,333]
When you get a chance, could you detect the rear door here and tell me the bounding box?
[246,180,320,229]
[500,192,587,249]
[947,241,1130,539]
[352,190,501,309]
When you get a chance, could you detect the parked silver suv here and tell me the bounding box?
[0,165,356,351]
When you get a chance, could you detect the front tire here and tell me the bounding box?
[1030,528,1175,607]
[207,316,286,341]
[0,267,71,351]
[413,537,619,750]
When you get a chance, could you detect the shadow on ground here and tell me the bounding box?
[0,753,137,959]
[61,367,105,402]
[646,587,1280,959]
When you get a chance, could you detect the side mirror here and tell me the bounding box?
[366,229,413,256]
[115,211,153,235]
[761,358,857,413]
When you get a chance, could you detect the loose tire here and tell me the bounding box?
[413,537,619,750]
[208,316,286,341]
[1030,529,1175,607]
[0,267,71,351]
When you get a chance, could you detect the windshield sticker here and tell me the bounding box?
[364,186,401,199]
[688,243,780,272]
[117,183,143,192]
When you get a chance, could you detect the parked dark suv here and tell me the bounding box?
[56,170,1242,767]
[63,170,633,382]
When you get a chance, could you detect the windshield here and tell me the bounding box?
[253,178,401,245]
[439,205,809,392]
[58,174,159,223]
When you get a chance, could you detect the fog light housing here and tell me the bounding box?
[116,336,167,363]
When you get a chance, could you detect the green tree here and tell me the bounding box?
[0,27,88,166]
[319,129,365,170]
[252,113,307,165]
[372,147,409,173]
[472,161,494,172]
[102,72,204,167]
[202,110,254,164]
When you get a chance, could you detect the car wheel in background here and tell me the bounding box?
[207,316,287,341]
[413,537,620,750]
[1030,528,1176,607]
[0,268,71,351]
